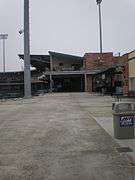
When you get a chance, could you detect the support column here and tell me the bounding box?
[0,34,8,73]
[3,39,5,73]
[49,54,53,93]
[84,73,87,92]
[24,0,31,98]
[80,76,83,92]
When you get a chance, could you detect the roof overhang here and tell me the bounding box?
[19,54,50,72]
[19,52,84,72]
[49,51,84,62]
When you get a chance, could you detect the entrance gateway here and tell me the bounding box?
[20,52,87,93]
[19,51,119,94]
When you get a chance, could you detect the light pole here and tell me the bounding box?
[24,0,31,98]
[96,0,103,54]
[49,54,53,93]
[0,34,8,72]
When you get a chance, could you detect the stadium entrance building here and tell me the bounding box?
[19,51,129,95]
[19,51,101,93]
[0,51,130,98]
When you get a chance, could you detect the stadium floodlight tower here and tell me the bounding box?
[96,0,103,54]
[24,0,31,98]
[0,34,8,72]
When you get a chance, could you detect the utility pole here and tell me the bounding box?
[49,54,53,93]
[24,0,31,98]
[96,0,103,54]
[0,34,8,73]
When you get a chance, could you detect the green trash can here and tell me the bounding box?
[113,102,135,139]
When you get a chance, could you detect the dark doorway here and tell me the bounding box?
[52,75,84,92]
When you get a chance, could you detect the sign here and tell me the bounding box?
[120,116,134,127]
[102,74,105,80]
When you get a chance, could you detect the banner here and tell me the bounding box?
[120,116,134,127]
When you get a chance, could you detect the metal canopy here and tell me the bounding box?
[19,54,50,62]
[19,52,84,72]
[49,51,84,62]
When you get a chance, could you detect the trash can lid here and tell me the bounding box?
[113,102,135,113]
[113,111,135,115]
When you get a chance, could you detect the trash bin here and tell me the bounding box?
[113,102,135,139]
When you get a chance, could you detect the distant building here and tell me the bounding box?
[84,52,128,95]
[0,50,133,98]
[20,52,85,93]
[128,51,135,96]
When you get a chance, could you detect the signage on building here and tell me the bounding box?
[102,74,105,80]
[115,66,124,73]
[120,116,134,127]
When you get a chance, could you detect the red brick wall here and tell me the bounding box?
[86,75,92,93]
[84,52,129,95]
[84,52,128,70]
[123,61,129,96]
[84,52,113,70]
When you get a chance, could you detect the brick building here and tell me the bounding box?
[84,52,129,95]
[128,51,135,96]
[0,51,131,99]
[19,51,131,96]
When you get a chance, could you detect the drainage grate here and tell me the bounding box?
[116,147,133,153]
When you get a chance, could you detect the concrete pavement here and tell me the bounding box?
[0,93,135,180]
[79,94,135,163]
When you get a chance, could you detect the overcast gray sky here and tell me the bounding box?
[0,0,135,71]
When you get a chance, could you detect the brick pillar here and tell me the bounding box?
[123,63,129,96]
[86,75,93,93]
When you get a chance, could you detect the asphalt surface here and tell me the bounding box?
[0,93,135,180]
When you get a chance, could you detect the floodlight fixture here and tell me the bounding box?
[96,0,102,5]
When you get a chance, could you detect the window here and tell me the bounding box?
[131,78,135,91]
